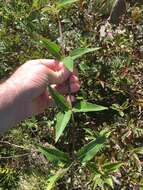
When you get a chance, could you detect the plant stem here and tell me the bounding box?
[57,13,76,160]
[66,77,76,160]
[67,78,76,190]
[57,14,65,55]
[0,140,29,150]
[0,153,30,159]
[57,14,76,189]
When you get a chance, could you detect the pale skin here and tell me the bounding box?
[0,59,80,133]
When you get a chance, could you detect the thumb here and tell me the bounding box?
[40,59,71,84]
[52,62,71,84]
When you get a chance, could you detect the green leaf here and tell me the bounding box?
[99,128,113,138]
[48,85,70,112]
[40,38,61,59]
[32,0,47,9]
[105,177,114,188]
[110,103,124,117]
[87,162,101,174]
[61,47,100,72]
[73,101,108,113]
[62,56,74,72]
[103,162,123,173]
[131,147,143,155]
[37,144,69,163]
[132,153,142,172]
[32,0,41,9]
[76,136,106,163]
[70,47,100,60]
[57,0,79,8]
[47,167,69,190]
[92,174,103,189]
[55,110,72,142]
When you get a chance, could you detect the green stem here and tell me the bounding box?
[68,78,76,189]
[57,13,76,189]
[57,14,65,55]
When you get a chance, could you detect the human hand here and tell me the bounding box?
[6,59,80,123]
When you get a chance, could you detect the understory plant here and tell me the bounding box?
[34,1,127,189]
[37,36,112,189]
[1,0,143,189]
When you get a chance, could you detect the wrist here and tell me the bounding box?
[0,79,25,132]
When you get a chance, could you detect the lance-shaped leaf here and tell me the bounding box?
[40,38,61,59]
[62,56,74,72]
[47,167,69,190]
[62,47,100,72]
[103,162,123,173]
[70,47,100,60]
[87,162,102,174]
[55,110,72,142]
[73,101,108,113]
[57,0,79,8]
[37,144,69,163]
[48,85,70,112]
[76,136,106,163]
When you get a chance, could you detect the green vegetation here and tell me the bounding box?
[0,0,143,189]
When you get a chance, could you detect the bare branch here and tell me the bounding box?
[0,140,29,150]
[0,153,30,159]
